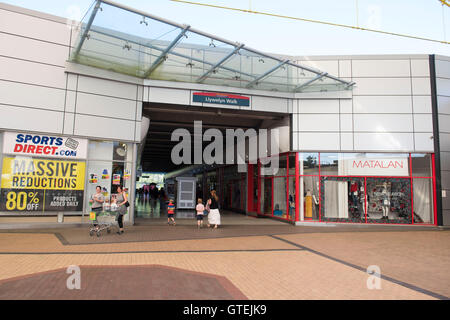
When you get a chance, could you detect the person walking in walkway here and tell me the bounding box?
[159,187,168,214]
[89,185,105,230]
[195,198,205,229]
[167,199,176,226]
[149,183,159,214]
[116,185,128,235]
[207,189,221,229]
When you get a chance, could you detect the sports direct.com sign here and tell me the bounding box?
[3,132,88,159]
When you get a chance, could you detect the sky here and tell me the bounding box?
[2,0,450,57]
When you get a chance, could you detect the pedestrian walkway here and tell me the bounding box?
[0,219,448,300]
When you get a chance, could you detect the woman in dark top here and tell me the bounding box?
[207,189,221,229]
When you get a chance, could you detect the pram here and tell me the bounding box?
[89,206,118,237]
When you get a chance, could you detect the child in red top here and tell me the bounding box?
[167,199,176,226]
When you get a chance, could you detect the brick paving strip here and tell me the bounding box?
[0,265,248,300]
[270,235,450,300]
[0,225,448,300]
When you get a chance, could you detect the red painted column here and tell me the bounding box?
[247,164,254,212]
[432,153,438,226]
[295,152,300,222]
[257,161,261,215]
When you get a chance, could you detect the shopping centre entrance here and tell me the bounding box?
[135,101,290,222]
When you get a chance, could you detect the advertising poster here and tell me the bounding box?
[112,174,121,185]
[0,157,85,213]
[89,173,98,184]
[124,169,130,180]
[101,169,110,180]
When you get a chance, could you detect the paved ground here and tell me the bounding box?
[0,212,448,300]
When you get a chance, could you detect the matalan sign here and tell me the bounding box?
[3,132,88,159]
[342,158,409,176]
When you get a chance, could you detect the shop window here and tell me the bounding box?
[260,178,272,215]
[366,178,412,224]
[85,160,132,213]
[288,176,296,221]
[320,153,338,175]
[273,177,287,218]
[288,153,296,176]
[320,177,365,223]
[299,153,319,175]
[411,154,432,177]
[276,155,287,176]
[300,175,320,220]
[413,178,434,224]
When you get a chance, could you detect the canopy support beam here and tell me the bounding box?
[246,59,289,88]
[143,25,191,78]
[294,72,328,92]
[73,0,102,59]
[197,43,244,83]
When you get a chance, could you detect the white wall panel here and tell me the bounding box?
[136,101,142,121]
[411,78,431,95]
[252,96,287,112]
[437,78,450,96]
[354,133,414,151]
[352,78,411,95]
[67,74,78,91]
[77,76,137,100]
[148,87,190,105]
[440,133,450,152]
[413,96,432,113]
[413,114,433,132]
[292,114,299,131]
[298,114,339,132]
[438,96,450,114]
[410,59,430,77]
[441,152,450,171]
[352,60,410,77]
[0,8,70,46]
[436,59,450,79]
[292,132,299,150]
[340,114,353,132]
[340,132,353,150]
[0,56,66,89]
[354,114,413,132]
[414,133,434,152]
[76,92,136,121]
[74,114,135,141]
[439,114,450,133]
[339,60,352,78]
[0,32,67,66]
[134,121,141,142]
[0,80,65,111]
[298,132,340,150]
[63,113,74,135]
[340,99,352,113]
[0,104,63,133]
[65,91,76,113]
[298,60,339,77]
[298,99,339,113]
[353,96,412,113]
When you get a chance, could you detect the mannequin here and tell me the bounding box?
[381,182,390,220]
[350,181,359,206]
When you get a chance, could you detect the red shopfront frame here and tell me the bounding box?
[255,152,437,226]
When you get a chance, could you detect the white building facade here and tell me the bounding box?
[0,1,448,227]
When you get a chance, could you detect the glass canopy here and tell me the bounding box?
[70,0,355,93]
